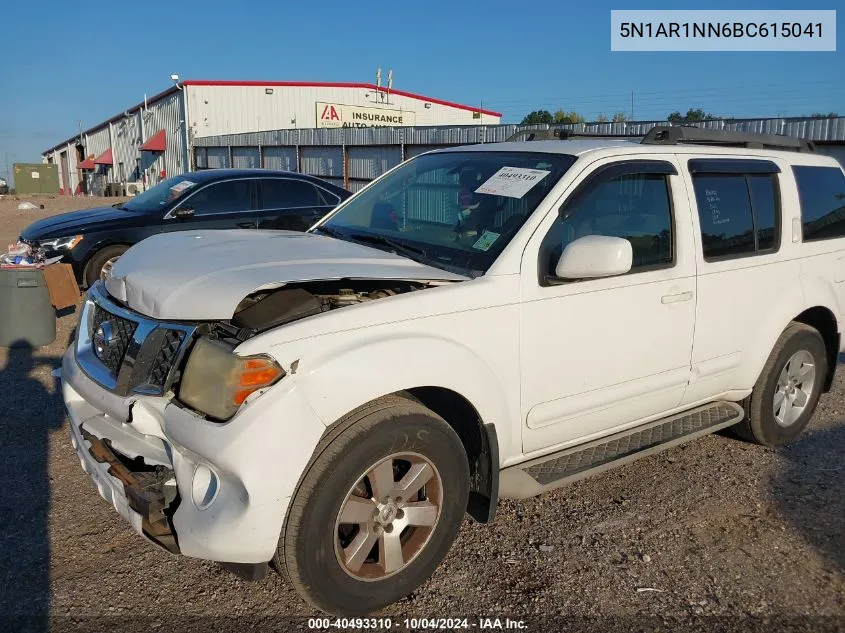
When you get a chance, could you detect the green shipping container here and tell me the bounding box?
[13,163,60,195]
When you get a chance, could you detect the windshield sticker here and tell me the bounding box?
[170,180,196,195]
[475,167,550,199]
[472,230,500,251]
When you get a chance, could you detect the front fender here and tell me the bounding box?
[277,331,517,462]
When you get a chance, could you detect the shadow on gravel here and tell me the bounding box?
[772,424,845,575]
[0,340,65,632]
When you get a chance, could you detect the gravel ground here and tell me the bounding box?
[0,196,843,633]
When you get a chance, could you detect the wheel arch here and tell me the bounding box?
[280,334,514,524]
[404,387,499,523]
[792,306,839,392]
[81,240,133,286]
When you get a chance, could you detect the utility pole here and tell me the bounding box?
[630,90,634,121]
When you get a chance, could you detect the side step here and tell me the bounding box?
[499,401,744,499]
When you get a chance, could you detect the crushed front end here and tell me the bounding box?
[61,281,328,568]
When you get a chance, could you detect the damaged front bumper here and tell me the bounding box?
[61,327,327,566]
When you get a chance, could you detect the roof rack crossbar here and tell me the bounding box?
[641,125,815,153]
[504,128,644,143]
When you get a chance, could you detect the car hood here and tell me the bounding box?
[105,229,468,320]
[20,205,139,240]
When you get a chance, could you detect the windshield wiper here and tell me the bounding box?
[313,225,346,239]
[345,232,428,262]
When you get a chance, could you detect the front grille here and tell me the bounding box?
[148,329,186,389]
[91,304,138,376]
[77,283,197,396]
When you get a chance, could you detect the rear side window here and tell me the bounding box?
[261,179,321,209]
[186,179,255,215]
[793,166,845,242]
[691,169,780,260]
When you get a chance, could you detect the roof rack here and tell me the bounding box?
[641,125,815,153]
[505,128,643,143]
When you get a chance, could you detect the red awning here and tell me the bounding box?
[140,129,167,152]
[78,155,96,170]
[94,148,113,166]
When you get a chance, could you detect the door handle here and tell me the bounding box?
[236,221,255,228]
[661,291,693,304]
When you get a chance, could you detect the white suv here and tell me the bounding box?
[61,126,845,614]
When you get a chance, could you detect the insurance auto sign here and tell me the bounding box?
[316,102,416,128]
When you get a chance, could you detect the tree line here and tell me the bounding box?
[520,108,839,125]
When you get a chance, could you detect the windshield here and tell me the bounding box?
[315,151,576,276]
[119,175,202,213]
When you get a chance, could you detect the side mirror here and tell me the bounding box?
[552,235,632,281]
[173,206,195,220]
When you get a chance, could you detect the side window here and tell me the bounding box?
[540,169,674,278]
[691,172,780,260]
[793,166,845,242]
[261,179,321,209]
[185,180,254,215]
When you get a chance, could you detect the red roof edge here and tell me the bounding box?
[93,148,113,165]
[182,80,502,118]
[78,155,96,170]
[140,129,167,152]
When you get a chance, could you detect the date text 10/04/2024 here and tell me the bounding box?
[307,617,528,630]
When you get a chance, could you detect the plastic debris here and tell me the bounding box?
[636,587,665,593]
[17,201,38,210]
[1,241,46,269]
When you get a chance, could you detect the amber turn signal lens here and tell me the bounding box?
[239,358,283,387]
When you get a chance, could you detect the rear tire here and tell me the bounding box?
[733,322,826,447]
[84,245,128,287]
[279,395,469,615]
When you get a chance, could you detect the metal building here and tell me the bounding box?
[193,116,845,192]
[40,80,501,196]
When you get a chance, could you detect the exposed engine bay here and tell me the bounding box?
[207,279,431,342]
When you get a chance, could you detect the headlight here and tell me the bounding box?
[178,337,285,421]
[38,235,83,251]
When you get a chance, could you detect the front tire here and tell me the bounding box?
[734,322,827,447]
[279,395,469,615]
[84,245,128,287]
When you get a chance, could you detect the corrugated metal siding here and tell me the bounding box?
[206,147,230,169]
[262,146,297,171]
[195,117,845,148]
[300,146,343,178]
[113,114,142,181]
[143,92,185,185]
[405,145,450,158]
[232,147,260,169]
[186,85,498,137]
[347,146,402,180]
[194,124,527,148]
[555,117,845,142]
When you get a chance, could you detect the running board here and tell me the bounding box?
[499,401,744,499]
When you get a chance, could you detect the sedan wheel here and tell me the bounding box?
[99,256,120,281]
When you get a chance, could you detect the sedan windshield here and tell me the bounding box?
[315,151,576,276]
[119,175,202,213]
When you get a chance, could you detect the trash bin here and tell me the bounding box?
[0,269,57,348]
